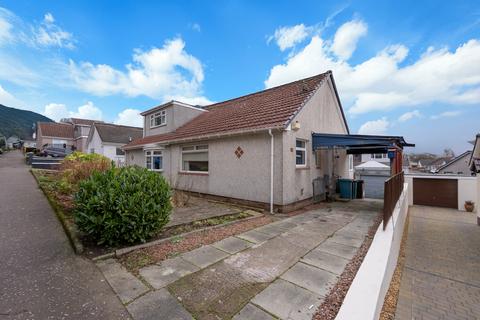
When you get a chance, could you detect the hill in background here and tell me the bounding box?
[0,104,53,140]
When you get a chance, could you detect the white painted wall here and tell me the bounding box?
[86,127,126,165]
[405,174,477,212]
[336,183,409,320]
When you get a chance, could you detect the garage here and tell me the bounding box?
[413,178,458,208]
[354,161,390,199]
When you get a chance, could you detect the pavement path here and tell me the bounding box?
[98,200,382,320]
[0,151,129,319]
[395,206,480,320]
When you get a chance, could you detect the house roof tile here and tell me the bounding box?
[94,123,143,144]
[125,72,337,148]
[38,122,74,139]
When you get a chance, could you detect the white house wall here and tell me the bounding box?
[281,77,350,204]
[169,132,284,205]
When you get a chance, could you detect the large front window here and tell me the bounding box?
[296,139,306,166]
[145,150,163,171]
[182,145,208,172]
[150,110,166,127]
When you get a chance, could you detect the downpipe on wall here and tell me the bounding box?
[268,129,274,214]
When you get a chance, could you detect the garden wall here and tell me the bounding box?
[404,174,477,212]
[335,183,409,320]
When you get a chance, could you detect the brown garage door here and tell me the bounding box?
[413,178,458,208]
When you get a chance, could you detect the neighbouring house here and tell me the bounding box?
[124,72,354,212]
[470,133,480,174]
[436,151,473,175]
[407,153,452,173]
[36,118,100,152]
[359,153,390,166]
[36,122,75,150]
[62,118,99,152]
[86,122,143,165]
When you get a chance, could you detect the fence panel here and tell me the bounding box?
[383,171,404,230]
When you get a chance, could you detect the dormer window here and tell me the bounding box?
[150,110,166,128]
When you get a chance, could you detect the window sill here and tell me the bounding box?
[178,171,209,176]
[296,166,310,170]
[150,123,167,129]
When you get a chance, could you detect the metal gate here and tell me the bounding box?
[312,176,326,203]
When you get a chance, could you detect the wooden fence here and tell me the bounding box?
[383,171,404,230]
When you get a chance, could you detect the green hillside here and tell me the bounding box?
[0,104,53,139]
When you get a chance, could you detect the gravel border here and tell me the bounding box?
[313,213,383,320]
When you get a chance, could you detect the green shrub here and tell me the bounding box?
[61,152,112,188]
[74,166,172,245]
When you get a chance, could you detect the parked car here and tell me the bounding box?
[39,146,72,157]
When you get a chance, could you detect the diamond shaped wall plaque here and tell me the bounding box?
[234,146,244,158]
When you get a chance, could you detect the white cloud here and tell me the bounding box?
[43,101,102,121]
[358,117,389,135]
[430,110,461,120]
[265,19,480,115]
[268,24,311,51]
[115,108,143,127]
[0,84,22,107]
[68,38,211,103]
[43,103,69,121]
[34,12,75,49]
[0,9,13,45]
[44,13,54,24]
[398,110,421,122]
[191,23,201,32]
[331,20,367,60]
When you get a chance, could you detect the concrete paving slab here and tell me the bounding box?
[254,224,288,237]
[139,257,199,289]
[233,303,276,320]
[236,229,275,243]
[301,250,350,275]
[316,239,358,260]
[251,279,322,320]
[169,262,268,320]
[268,220,298,230]
[127,289,193,320]
[225,236,308,283]
[281,262,337,296]
[97,258,149,304]
[212,236,253,254]
[181,245,229,268]
[329,233,364,248]
[280,224,334,250]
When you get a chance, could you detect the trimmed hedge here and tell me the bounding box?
[74,166,172,246]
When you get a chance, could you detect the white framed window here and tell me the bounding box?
[150,110,166,128]
[145,150,163,171]
[181,145,208,172]
[296,139,307,167]
[349,155,354,171]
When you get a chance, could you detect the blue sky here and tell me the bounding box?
[0,0,479,154]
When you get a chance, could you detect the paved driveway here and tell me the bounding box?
[0,151,129,319]
[98,200,382,320]
[395,206,480,319]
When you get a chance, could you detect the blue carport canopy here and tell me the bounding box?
[312,133,414,154]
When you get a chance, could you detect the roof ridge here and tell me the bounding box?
[205,71,330,110]
[95,122,142,130]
